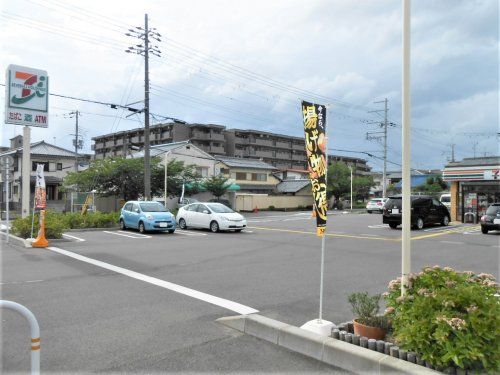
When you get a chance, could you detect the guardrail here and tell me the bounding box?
[0,300,40,374]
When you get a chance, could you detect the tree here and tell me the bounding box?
[327,161,351,202]
[64,156,200,200]
[353,175,374,200]
[413,176,448,194]
[203,175,230,200]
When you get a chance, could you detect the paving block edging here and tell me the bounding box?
[217,314,440,374]
[0,232,31,247]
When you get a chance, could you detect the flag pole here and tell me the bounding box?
[318,143,328,323]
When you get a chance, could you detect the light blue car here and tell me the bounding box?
[119,201,176,234]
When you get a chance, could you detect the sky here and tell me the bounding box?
[1,0,498,171]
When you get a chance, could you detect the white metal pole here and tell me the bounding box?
[318,233,326,322]
[22,126,31,218]
[6,161,10,243]
[0,300,40,375]
[318,135,328,322]
[401,0,412,296]
[164,152,168,206]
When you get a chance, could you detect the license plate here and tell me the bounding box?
[494,219,500,224]
[159,222,168,227]
[392,208,400,214]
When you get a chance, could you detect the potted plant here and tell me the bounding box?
[348,292,388,340]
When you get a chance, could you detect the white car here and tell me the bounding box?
[366,198,388,213]
[440,193,451,209]
[176,202,247,232]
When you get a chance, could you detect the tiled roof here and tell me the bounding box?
[276,179,311,193]
[131,141,215,159]
[216,156,277,170]
[445,156,500,168]
[0,141,82,158]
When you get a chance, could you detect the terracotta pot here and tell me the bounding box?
[353,319,386,340]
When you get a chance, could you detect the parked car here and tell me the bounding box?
[176,202,247,233]
[480,203,500,234]
[209,198,232,209]
[366,198,388,213]
[119,201,176,233]
[383,195,450,230]
[177,197,199,209]
[440,193,451,209]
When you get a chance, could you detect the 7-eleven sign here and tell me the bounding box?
[484,169,499,180]
[5,64,49,127]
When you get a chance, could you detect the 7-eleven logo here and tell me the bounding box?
[11,71,47,105]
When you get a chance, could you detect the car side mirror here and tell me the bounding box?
[135,209,140,213]
[203,210,209,214]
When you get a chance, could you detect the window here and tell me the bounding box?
[236,172,248,180]
[13,185,19,195]
[196,167,208,177]
[432,198,441,207]
[57,163,63,171]
[220,168,229,175]
[124,203,132,211]
[197,204,209,213]
[32,162,49,171]
[252,173,267,181]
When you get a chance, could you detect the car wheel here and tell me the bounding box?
[367,210,372,214]
[389,223,398,229]
[481,227,488,234]
[416,217,424,230]
[441,215,450,226]
[138,221,146,233]
[235,229,242,233]
[119,219,126,230]
[178,218,187,229]
[210,221,219,233]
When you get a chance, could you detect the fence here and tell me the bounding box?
[235,193,313,211]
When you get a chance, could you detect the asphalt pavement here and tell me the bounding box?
[1,210,498,373]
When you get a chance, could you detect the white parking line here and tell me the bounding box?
[440,241,465,245]
[103,231,152,239]
[368,224,389,229]
[46,246,258,315]
[62,233,86,242]
[175,230,207,236]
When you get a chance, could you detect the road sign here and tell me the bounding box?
[5,64,49,127]
[0,155,15,168]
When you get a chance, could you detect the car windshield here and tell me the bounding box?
[139,202,168,212]
[441,196,450,203]
[486,205,500,215]
[206,203,234,213]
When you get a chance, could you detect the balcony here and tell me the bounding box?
[292,153,307,161]
[255,138,273,147]
[209,132,225,141]
[292,143,305,150]
[93,143,104,150]
[191,130,209,140]
[105,140,114,147]
[275,141,291,149]
[209,145,225,154]
[115,139,123,146]
[255,150,274,158]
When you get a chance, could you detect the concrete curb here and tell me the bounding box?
[64,226,119,232]
[216,314,440,374]
[0,232,32,247]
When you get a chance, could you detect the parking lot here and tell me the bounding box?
[2,211,498,372]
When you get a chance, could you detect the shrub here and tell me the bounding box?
[11,211,120,239]
[384,266,500,372]
[11,211,65,239]
[348,292,388,328]
[268,205,275,211]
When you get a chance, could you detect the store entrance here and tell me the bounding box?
[461,182,500,223]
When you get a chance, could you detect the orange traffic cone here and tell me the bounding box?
[32,210,49,248]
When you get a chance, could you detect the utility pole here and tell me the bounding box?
[367,98,389,198]
[125,14,161,200]
[451,143,455,162]
[472,141,478,158]
[69,110,80,172]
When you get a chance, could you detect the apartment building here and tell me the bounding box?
[92,122,226,159]
[224,129,307,170]
[328,155,372,176]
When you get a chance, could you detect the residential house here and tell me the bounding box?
[0,136,90,212]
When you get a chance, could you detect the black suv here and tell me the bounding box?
[480,203,500,234]
[383,195,451,230]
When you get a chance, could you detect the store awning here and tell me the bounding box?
[227,183,240,191]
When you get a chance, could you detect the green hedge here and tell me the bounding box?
[11,211,120,239]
